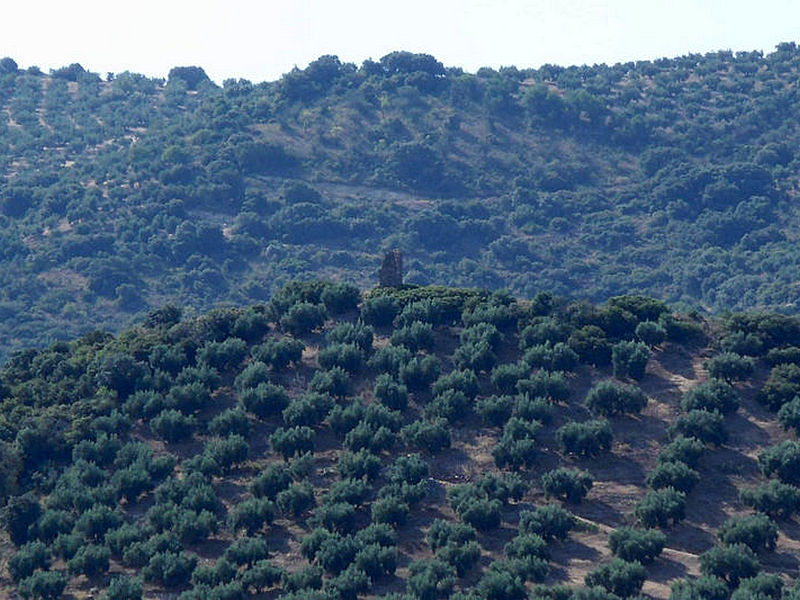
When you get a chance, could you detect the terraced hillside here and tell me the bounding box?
[2,283,800,599]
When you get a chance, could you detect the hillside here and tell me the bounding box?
[3,46,800,360]
[2,282,800,599]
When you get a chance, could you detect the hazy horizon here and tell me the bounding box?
[4,0,800,84]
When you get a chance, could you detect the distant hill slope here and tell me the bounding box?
[2,283,800,599]
[3,47,800,360]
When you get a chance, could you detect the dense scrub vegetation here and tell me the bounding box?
[0,281,799,599]
[4,46,800,359]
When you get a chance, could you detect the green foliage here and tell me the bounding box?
[585,559,646,598]
[699,543,760,587]
[67,543,111,577]
[318,343,364,373]
[16,571,67,600]
[717,513,778,552]
[611,341,650,380]
[556,419,613,457]
[402,418,451,453]
[634,487,687,528]
[646,461,700,493]
[374,374,409,411]
[669,576,729,600]
[608,527,666,564]
[517,370,570,403]
[541,468,593,503]
[759,440,800,485]
[151,409,196,442]
[681,380,739,415]
[658,436,706,468]
[585,381,647,416]
[392,322,435,352]
[400,356,442,392]
[668,410,727,446]
[493,417,541,469]
[731,574,784,600]
[740,480,800,519]
[706,353,754,383]
[271,426,315,460]
[251,337,305,370]
[280,302,327,336]
[758,363,800,411]
[229,498,275,535]
[519,504,575,541]
[635,321,667,346]
[407,558,456,600]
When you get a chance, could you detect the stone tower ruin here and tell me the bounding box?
[379,250,403,287]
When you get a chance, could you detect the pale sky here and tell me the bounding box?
[4,1,800,83]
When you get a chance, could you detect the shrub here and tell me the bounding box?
[635,321,667,346]
[758,363,800,411]
[8,541,50,582]
[541,468,594,503]
[427,519,477,551]
[240,560,284,594]
[706,353,755,383]
[309,501,357,533]
[717,513,778,552]
[449,493,502,530]
[68,544,111,578]
[491,362,529,394]
[371,494,410,527]
[658,436,706,468]
[280,302,327,335]
[251,336,305,370]
[309,367,350,397]
[568,325,612,366]
[151,409,196,442]
[493,417,541,470]
[612,341,650,380]
[2,492,41,545]
[16,571,67,600]
[354,543,398,579]
[699,543,760,587]
[759,440,800,485]
[324,478,371,507]
[453,341,498,372]
[778,397,800,434]
[731,573,784,600]
[681,380,739,415]
[374,374,409,411]
[197,338,248,371]
[436,541,481,577]
[669,576,729,600]
[270,426,315,459]
[239,381,290,419]
[251,463,292,499]
[276,482,316,516]
[634,488,687,528]
[476,569,528,600]
[321,282,361,315]
[424,390,470,424]
[368,345,412,377]
[556,419,613,457]
[208,408,251,437]
[388,453,430,485]
[282,394,334,428]
[476,395,514,427]
[337,449,382,480]
[516,371,570,403]
[513,395,554,423]
[524,343,579,372]
[407,559,456,600]
[585,381,647,416]
[432,369,480,400]
[646,461,700,493]
[477,472,527,504]
[225,536,270,567]
[104,575,144,600]
[585,559,646,598]
[740,480,800,518]
[608,527,666,564]
[399,356,441,392]
[668,410,727,446]
[519,504,575,541]
[361,296,400,327]
[318,343,364,373]
[402,418,451,453]
[229,498,275,535]
[392,322,435,352]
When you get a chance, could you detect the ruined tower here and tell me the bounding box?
[378,250,403,287]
